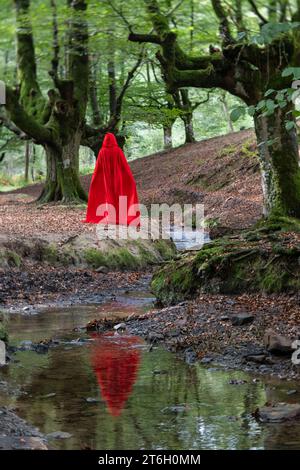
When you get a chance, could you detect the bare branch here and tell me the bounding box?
[128,32,162,44]
[211,0,235,44]
[247,0,268,23]
[50,0,59,80]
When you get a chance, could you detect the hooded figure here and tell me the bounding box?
[82,133,140,225]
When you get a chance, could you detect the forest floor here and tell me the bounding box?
[1,128,300,382]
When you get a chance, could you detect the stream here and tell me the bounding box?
[1,289,300,450]
[1,231,300,450]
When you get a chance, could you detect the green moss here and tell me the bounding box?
[0,249,22,268]
[0,323,8,344]
[153,239,176,260]
[84,247,141,270]
[105,248,139,270]
[42,243,58,263]
[239,139,257,159]
[217,143,237,159]
[83,248,107,268]
[151,230,300,305]
[136,244,157,266]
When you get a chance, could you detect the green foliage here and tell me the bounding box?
[230,107,245,122]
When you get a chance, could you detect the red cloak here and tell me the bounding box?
[82,133,140,225]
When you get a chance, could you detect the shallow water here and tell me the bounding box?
[1,292,300,450]
[169,227,210,251]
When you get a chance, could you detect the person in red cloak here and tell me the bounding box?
[82,133,140,226]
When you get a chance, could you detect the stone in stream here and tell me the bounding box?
[47,431,72,440]
[254,403,300,423]
[40,393,56,399]
[286,389,298,396]
[231,313,254,326]
[228,379,247,385]
[200,356,213,364]
[184,348,197,364]
[263,329,293,355]
[245,354,266,364]
[85,397,101,403]
[113,322,126,331]
[19,340,33,350]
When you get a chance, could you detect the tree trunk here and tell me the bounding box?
[38,131,87,203]
[24,141,30,182]
[254,106,300,218]
[221,96,234,132]
[163,125,173,149]
[183,115,195,143]
[31,144,36,181]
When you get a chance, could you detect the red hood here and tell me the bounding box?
[102,133,118,148]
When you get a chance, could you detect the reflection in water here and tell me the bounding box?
[91,333,141,417]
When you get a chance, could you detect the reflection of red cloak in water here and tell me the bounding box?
[91,334,141,417]
[82,133,140,226]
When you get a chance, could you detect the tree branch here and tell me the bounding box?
[108,48,145,128]
[68,0,89,117]
[211,0,235,44]
[50,0,59,80]
[14,0,45,117]
[128,32,162,44]
[247,0,268,23]
[0,108,28,139]
[5,87,54,144]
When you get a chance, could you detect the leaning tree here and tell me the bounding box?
[5,0,89,203]
[130,0,300,219]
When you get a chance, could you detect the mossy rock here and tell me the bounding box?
[83,240,175,271]
[151,223,300,305]
[0,233,176,272]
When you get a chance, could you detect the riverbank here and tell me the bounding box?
[0,266,151,313]
[125,290,300,380]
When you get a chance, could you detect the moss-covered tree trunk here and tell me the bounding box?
[39,130,87,203]
[182,115,195,143]
[254,106,300,218]
[5,0,88,204]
